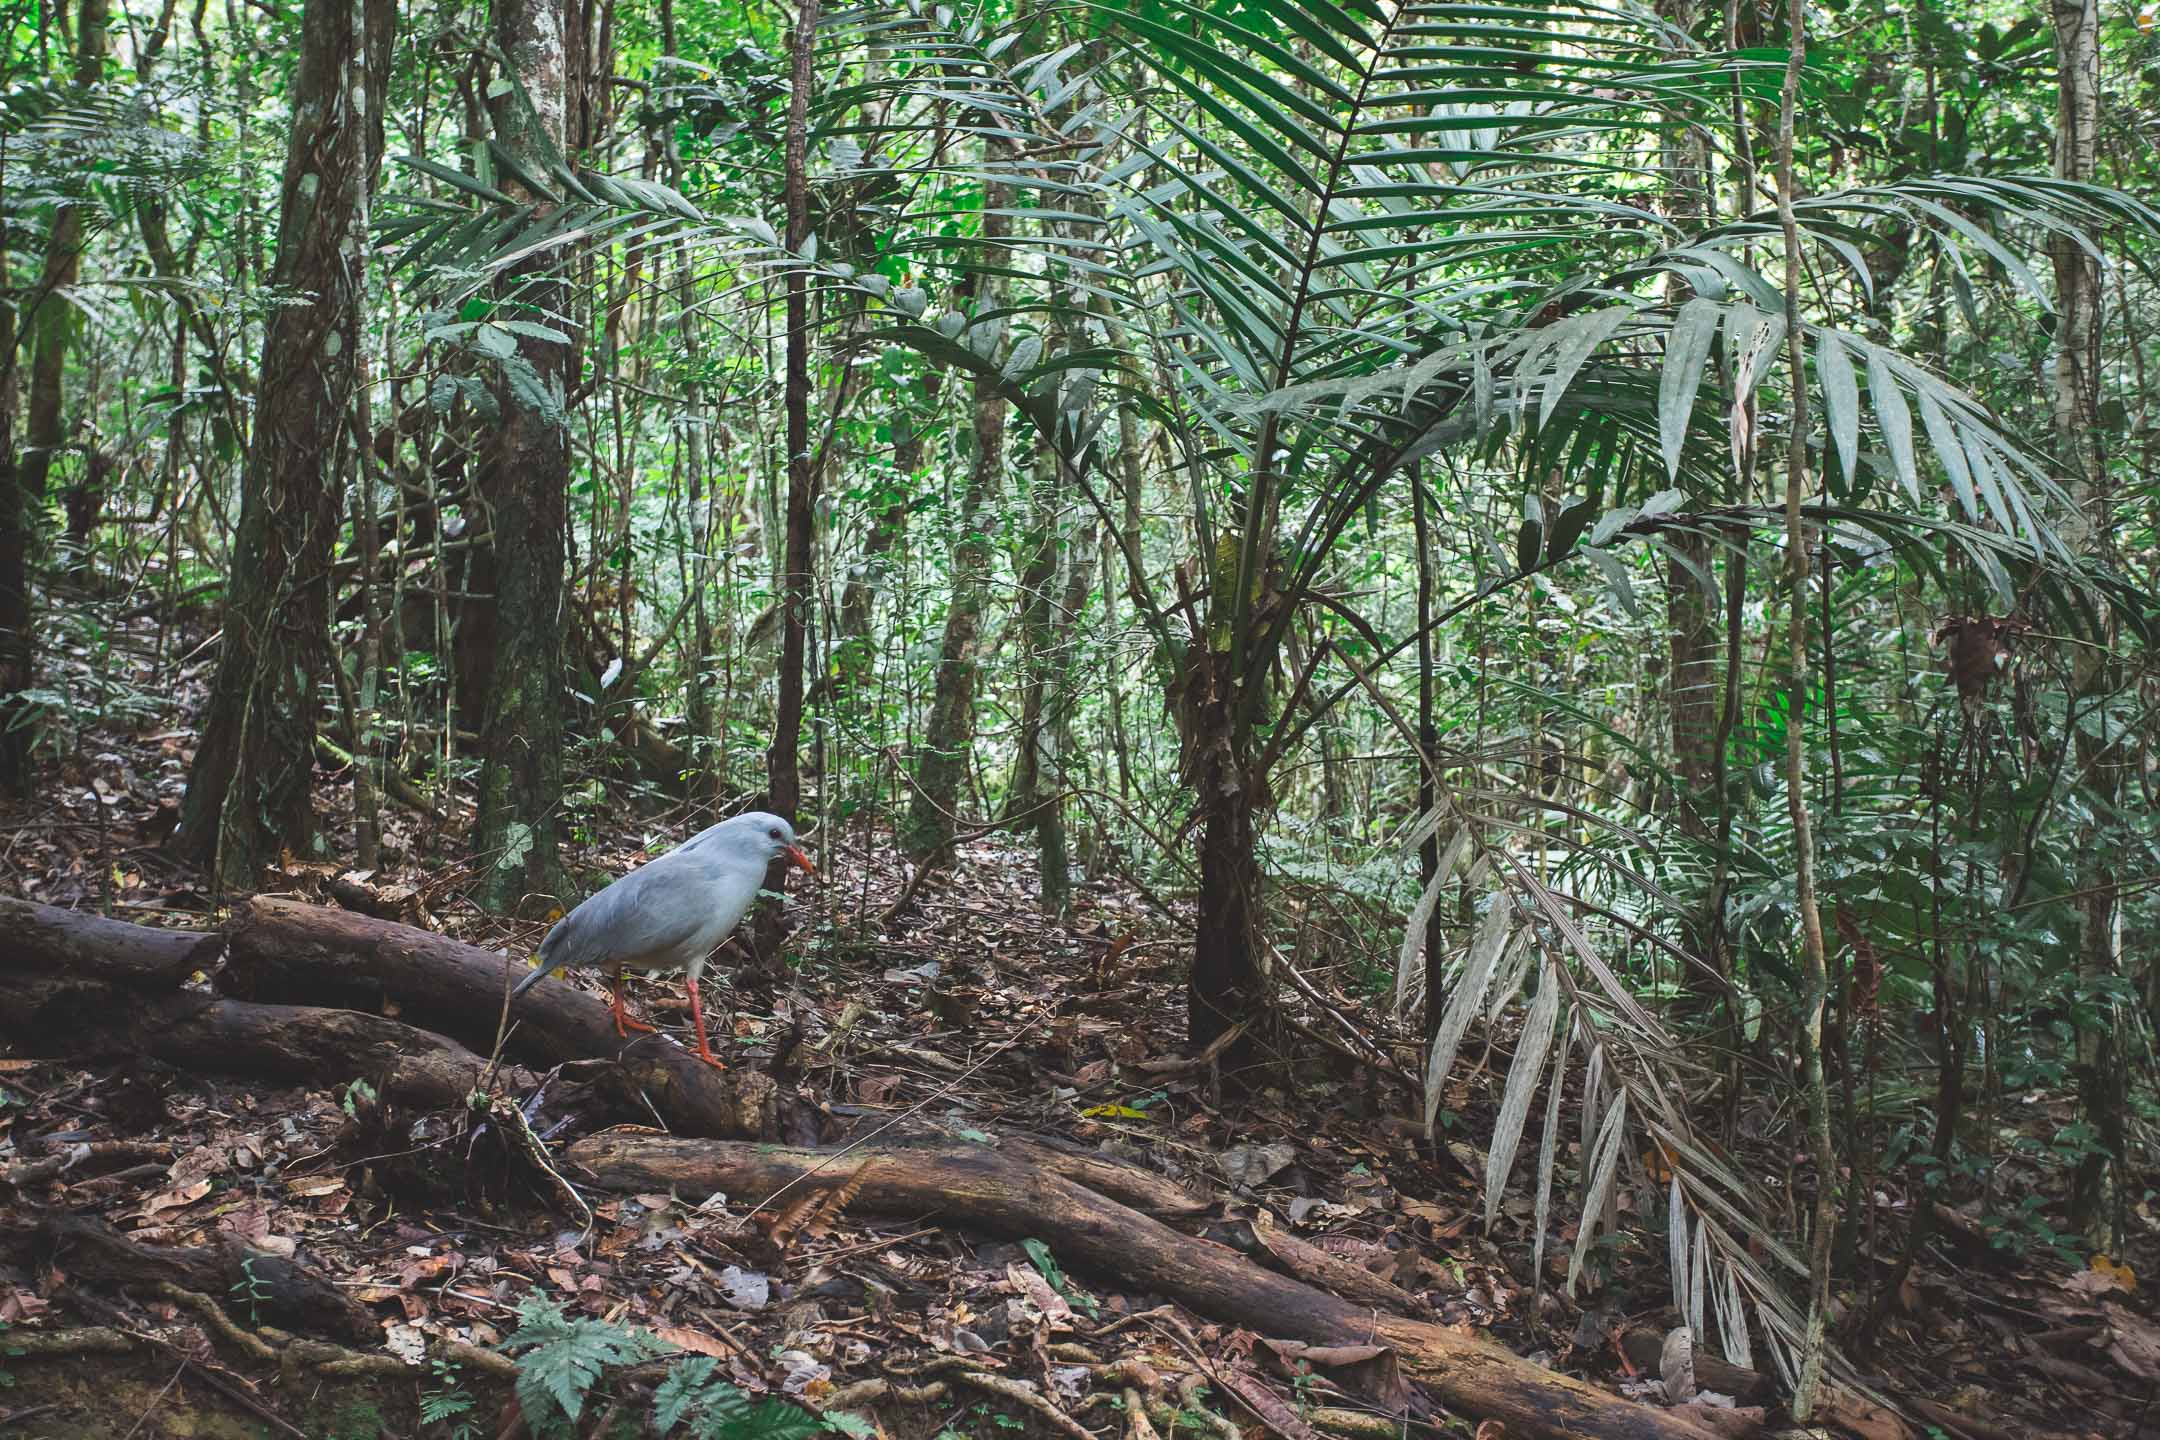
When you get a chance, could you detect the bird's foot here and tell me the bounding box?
[694,1048,728,1071]
[612,1011,659,1038]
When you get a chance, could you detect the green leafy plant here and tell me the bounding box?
[649,1355,832,1440]
[501,1295,670,1431]
[420,1354,477,1438]
[1021,1238,1099,1318]
[229,1255,271,1327]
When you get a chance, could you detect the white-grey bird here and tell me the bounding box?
[511,811,815,1067]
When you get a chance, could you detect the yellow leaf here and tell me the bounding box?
[2092,1254,2138,1292]
[1080,1104,1152,1120]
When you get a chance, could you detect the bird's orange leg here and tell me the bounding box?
[685,977,727,1070]
[611,969,658,1038]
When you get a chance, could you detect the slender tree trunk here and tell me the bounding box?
[1009,444,1063,908]
[1773,0,1834,1416]
[905,176,1007,869]
[1189,660,1261,1057]
[834,375,937,702]
[0,0,107,792]
[1036,518,1098,915]
[471,0,574,913]
[757,0,821,941]
[1412,466,1447,1033]
[174,0,394,886]
[2050,0,2121,1249]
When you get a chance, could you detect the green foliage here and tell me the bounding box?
[501,1300,849,1440]
[650,1356,831,1440]
[501,1295,671,1429]
[421,1355,478,1439]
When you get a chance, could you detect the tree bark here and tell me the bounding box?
[0,972,537,1119]
[564,1132,1732,1440]
[174,0,394,886]
[765,0,820,852]
[0,0,108,792]
[2050,0,2122,1252]
[905,177,1009,868]
[1188,649,1262,1060]
[0,895,219,986]
[471,0,575,914]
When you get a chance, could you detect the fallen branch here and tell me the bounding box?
[35,1215,377,1345]
[0,897,219,988]
[0,972,536,1114]
[218,897,786,1139]
[562,1131,1734,1440]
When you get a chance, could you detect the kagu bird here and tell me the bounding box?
[511,811,815,1067]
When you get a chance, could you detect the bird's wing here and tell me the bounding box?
[558,851,728,972]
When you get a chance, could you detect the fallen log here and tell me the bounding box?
[33,1214,377,1344]
[0,896,220,987]
[217,896,782,1138]
[563,1131,1735,1440]
[0,972,534,1113]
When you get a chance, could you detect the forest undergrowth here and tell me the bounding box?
[1,583,2154,1440]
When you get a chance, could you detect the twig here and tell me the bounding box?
[118,1361,189,1440]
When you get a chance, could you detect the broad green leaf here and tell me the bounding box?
[1816,330,1859,485]
[1865,348,1921,507]
[1659,298,1719,481]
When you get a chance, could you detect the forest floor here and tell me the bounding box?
[1,591,2156,1440]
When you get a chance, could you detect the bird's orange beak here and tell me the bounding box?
[785,845,816,877]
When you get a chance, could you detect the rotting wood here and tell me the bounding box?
[34,1214,376,1345]
[563,1131,1738,1440]
[0,972,535,1114]
[0,896,220,987]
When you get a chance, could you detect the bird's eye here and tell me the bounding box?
[769,827,783,841]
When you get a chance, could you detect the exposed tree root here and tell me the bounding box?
[562,1131,1739,1440]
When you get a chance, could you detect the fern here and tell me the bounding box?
[501,1295,669,1427]
[651,1356,831,1440]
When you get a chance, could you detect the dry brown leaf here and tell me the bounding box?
[1006,1262,1074,1327]
[2106,1300,2160,1379]
[1810,1387,1914,1440]
[657,1326,744,1359]
[284,1174,347,1198]
[1212,1363,1325,1440]
[137,1179,210,1217]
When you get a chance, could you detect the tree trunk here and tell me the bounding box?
[0,0,107,793]
[764,0,820,856]
[2050,0,2121,1250]
[1188,647,1261,1060]
[904,178,1008,868]
[471,0,574,914]
[174,0,394,887]
[833,375,936,704]
[1411,468,1448,1032]
[1008,443,1069,911]
[1035,518,1098,915]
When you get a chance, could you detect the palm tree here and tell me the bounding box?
[378,0,2157,1378]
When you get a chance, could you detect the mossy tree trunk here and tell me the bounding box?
[0,0,107,795]
[470,0,576,914]
[174,0,393,886]
[904,176,1008,869]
